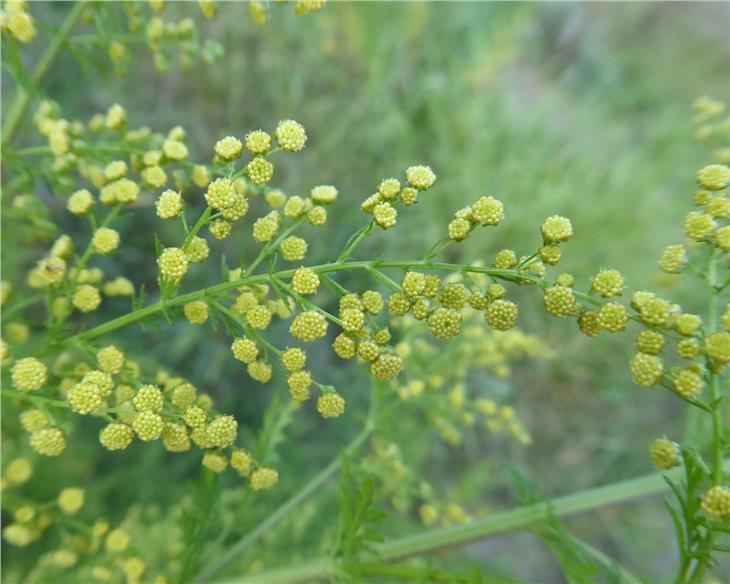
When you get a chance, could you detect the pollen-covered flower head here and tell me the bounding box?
[11,358,47,391]
[157,247,189,282]
[373,202,397,229]
[92,227,120,255]
[67,189,95,216]
[311,185,338,205]
[697,164,730,191]
[275,119,307,152]
[317,392,345,418]
[99,423,133,451]
[590,269,625,298]
[205,178,237,210]
[250,467,279,490]
[290,311,328,342]
[649,437,680,470]
[471,196,504,226]
[541,215,573,244]
[292,267,320,295]
[245,130,272,155]
[67,382,102,415]
[156,190,184,219]
[214,136,243,161]
[405,165,436,190]
[30,427,66,456]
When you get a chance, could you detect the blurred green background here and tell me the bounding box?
[3,1,730,582]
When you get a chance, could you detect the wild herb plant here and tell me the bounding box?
[1,2,728,583]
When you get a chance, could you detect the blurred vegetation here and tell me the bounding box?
[2,1,729,582]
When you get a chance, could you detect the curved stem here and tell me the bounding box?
[1,2,85,147]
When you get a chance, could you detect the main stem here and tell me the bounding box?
[1,2,85,147]
[49,260,543,352]
[228,463,730,584]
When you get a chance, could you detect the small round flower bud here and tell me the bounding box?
[266,189,287,209]
[214,136,243,161]
[411,297,430,320]
[340,308,365,332]
[683,211,716,241]
[715,225,730,251]
[658,245,687,274]
[30,428,66,456]
[636,330,664,355]
[487,283,506,299]
[677,338,700,360]
[370,353,403,380]
[701,485,730,522]
[471,196,504,226]
[221,194,249,221]
[361,193,381,214]
[400,186,418,206]
[58,488,85,515]
[248,360,273,383]
[640,297,671,328]
[290,311,328,342]
[4,458,32,486]
[361,290,384,315]
[232,338,259,363]
[105,528,130,553]
[388,292,412,316]
[427,308,462,340]
[68,382,102,415]
[184,406,207,429]
[67,189,95,215]
[287,370,312,401]
[374,328,391,345]
[132,385,163,413]
[11,358,47,391]
[543,286,576,317]
[378,178,401,200]
[704,331,730,363]
[675,314,701,337]
[358,340,381,362]
[99,423,133,451]
[20,409,48,433]
[439,282,469,309]
[82,370,113,397]
[292,267,320,295]
[158,247,189,282]
[186,237,209,263]
[132,411,163,441]
[576,309,600,337]
[97,346,125,374]
[539,245,561,266]
[73,284,101,312]
[307,205,327,226]
[448,218,471,241]
[245,305,271,330]
[485,299,518,331]
[275,119,307,152]
[590,269,625,298]
[332,333,357,359]
[207,415,238,448]
[170,383,197,409]
[597,302,628,333]
[697,164,730,190]
[649,437,680,470]
[340,293,363,311]
[184,300,209,324]
[203,452,228,474]
[163,139,188,161]
[406,165,436,190]
[706,195,730,218]
[205,178,236,210]
[245,130,272,155]
[494,249,518,269]
[282,195,305,218]
[192,165,210,188]
[282,348,307,371]
[253,212,280,242]
[630,353,663,387]
[373,202,397,229]
[91,228,120,255]
[672,368,703,398]
[310,185,338,206]
[280,236,308,262]
[541,215,573,243]
[210,219,232,240]
[317,392,345,418]
[141,165,167,189]
[231,450,252,476]
[469,291,489,310]
[402,272,426,299]
[250,467,279,491]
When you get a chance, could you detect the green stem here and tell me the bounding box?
[1,2,85,147]
[227,463,728,584]
[49,261,540,352]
